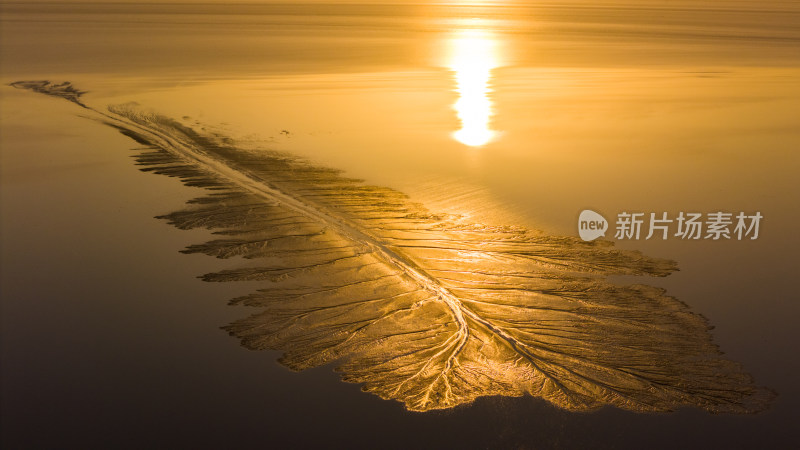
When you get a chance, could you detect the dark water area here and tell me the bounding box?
[2,2,799,448]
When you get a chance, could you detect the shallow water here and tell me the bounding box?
[2,1,799,448]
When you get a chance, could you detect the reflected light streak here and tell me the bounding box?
[448,28,499,147]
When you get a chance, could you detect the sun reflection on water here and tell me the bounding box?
[448,28,500,147]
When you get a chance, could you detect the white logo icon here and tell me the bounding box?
[578,209,608,241]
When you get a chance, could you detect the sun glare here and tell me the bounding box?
[448,28,499,147]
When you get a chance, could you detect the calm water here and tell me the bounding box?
[2,1,799,448]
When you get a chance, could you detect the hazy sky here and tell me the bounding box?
[2,0,796,14]
[2,0,794,4]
